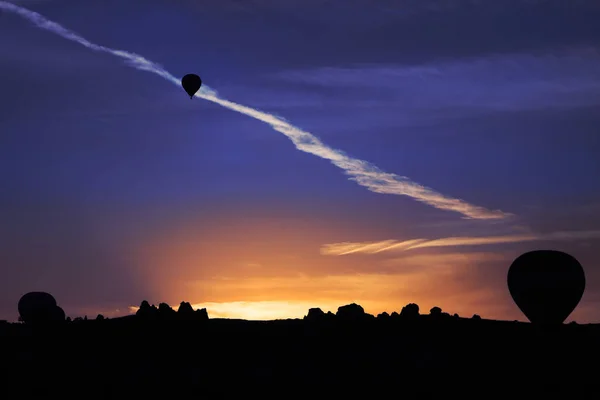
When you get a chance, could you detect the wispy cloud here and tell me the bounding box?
[321,229,600,255]
[273,49,600,114]
[321,239,429,256]
[0,1,511,220]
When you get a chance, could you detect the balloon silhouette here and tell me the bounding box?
[507,250,585,325]
[18,291,58,324]
[181,74,202,99]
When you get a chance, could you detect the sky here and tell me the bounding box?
[1,0,599,322]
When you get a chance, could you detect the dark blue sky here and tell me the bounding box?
[1,0,599,321]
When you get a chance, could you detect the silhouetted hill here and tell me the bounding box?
[4,250,589,394]
[0,302,598,396]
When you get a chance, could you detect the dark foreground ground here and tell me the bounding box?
[0,315,598,396]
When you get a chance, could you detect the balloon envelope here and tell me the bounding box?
[18,292,58,324]
[507,250,585,325]
[52,306,66,322]
[181,74,202,99]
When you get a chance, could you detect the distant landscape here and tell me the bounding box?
[2,0,599,395]
[2,295,598,395]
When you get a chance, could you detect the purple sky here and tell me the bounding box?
[1,0,599,321]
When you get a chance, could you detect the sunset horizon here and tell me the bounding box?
[2,0,599,324]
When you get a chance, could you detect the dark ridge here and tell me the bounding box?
[3,250,591,395]
[1,299,597,396]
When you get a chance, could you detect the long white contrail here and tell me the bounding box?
[1,1,511,220]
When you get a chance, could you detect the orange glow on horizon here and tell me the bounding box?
[123,214,591,323]
[130,301,344,320]
[125,268,517,321]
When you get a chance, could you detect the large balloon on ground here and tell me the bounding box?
[18,292,64,324]
[507,250,585,325]
[181,74,202,99]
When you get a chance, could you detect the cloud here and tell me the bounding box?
[235,0,600,69]
[321,229,600,255]
[271,48,600,115]
[321,239,429,256]
[0,1,511,220]
[6,0,52,3]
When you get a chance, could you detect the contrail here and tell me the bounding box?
[1,1,511,220]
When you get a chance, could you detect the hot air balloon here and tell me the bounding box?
[18,291,59,324]
[507,250,585,325]
[181,74,202,99]
[52,305,66,322]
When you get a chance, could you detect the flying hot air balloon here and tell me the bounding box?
[507,250,585,325]
[181,74,202,99]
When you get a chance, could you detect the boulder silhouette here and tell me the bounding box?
[136,300,158,319]
[336,303,366,321]
[305,308,326,321]
[430,306,442,317]
[177,301,197,321]
[195,308,209,321]
[400,303,420,318]
[178,301,194,314]
[158,303,177,319]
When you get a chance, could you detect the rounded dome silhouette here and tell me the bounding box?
[18,291,59,324]
[52,306,66,321]
[181,73,202,99]
[507,250,585,325]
